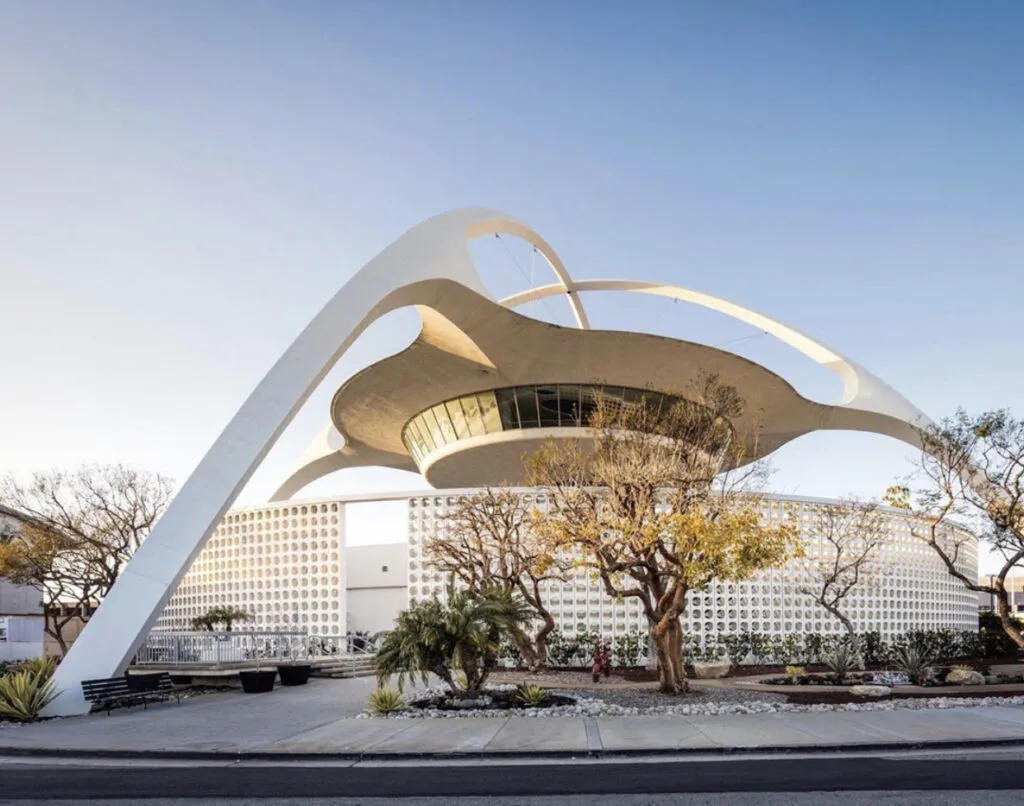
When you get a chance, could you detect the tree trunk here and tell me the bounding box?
[44,616,68,657]
[518,611,555,673]
[827,607,862,668]
[651,613,688,694]
[995,588,1024,650]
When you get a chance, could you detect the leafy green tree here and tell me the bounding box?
[375,586,532,697]
[529,377,799,694]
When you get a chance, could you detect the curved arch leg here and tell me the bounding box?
[46,207,536,715]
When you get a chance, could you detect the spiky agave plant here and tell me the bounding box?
[515,683,551,707]
[0,666,59,722]
[366,686,406,716]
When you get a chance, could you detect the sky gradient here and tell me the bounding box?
[1,2,1022,560]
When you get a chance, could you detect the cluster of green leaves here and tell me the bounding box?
[533,629,646,668]
[822,643,858,680]
[890,644,937,682]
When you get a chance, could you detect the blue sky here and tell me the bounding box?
[1,2,1022,557]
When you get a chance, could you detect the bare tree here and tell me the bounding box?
[528,377,799,694]
[887,409,1024,651]
[797,499,887,661]
[0,465,174,654]
[424,487,570,671]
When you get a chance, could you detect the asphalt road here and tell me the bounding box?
[1,753,1024,800]
[1,794,1023,806]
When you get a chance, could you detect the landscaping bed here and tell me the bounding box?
[360,682,1024,719]
[408,687,577,713]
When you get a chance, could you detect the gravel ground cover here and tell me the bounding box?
[357,682,1024,719]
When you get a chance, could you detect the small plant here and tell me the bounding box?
[721,633,753,666]
[0,667,59,722]
[785,665,806,679]
[367,686,406,715]
[952,663,974,673]
[800,633,824,665]
[515,683,551,707]
[823,644,857,681]
[859,631,887,666]
[612,631,645,667]
[891,644,936,683]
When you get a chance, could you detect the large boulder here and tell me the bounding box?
[945,668,985,686]
[850,684,891,697]
[692,661,732,679]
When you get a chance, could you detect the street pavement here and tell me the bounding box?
[1,750,1024,800]
[2,795,1024,806]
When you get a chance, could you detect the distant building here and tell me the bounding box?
[0,505,46,661]
[977,571,1024,616]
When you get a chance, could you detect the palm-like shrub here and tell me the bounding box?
[0,666,59,722]
[191,605,252,632]
[375,586,532,697]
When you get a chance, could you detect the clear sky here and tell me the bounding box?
[1,2,1021,561]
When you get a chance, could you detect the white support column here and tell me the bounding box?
[46,207,551,715]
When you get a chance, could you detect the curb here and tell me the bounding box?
[2,736,1023,763]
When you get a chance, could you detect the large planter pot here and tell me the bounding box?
[277,663,312,687]
[239,669,277,693]
[692,661,732,679]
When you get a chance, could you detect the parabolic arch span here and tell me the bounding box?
[46,208,931,715]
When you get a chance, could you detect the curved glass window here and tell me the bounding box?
[402,383,683,465]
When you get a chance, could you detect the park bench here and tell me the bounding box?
[81,672,180,715]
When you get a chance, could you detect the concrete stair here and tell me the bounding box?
[310,654,376,679]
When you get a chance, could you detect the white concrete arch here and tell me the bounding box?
[48,209,935,716]
[46,207,559,715]
[499,279,930,427]
[492,227,590,329]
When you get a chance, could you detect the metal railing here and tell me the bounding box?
[306,633,378,658]
[136,631,378,667]
[135,631,308,666]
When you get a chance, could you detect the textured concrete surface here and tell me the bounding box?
[3,678,1024,758]
[4,795,1024,806]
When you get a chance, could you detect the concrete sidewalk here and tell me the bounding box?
[2,679,1024,759]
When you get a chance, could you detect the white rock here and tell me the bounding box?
[850,685,892,698]
[945,669,985,686]
[692,662,733,679]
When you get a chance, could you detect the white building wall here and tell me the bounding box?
[0,617,45,662]
[155,490,979,644]
[407,491,979,644]
[156,499,346,635]
[345,544,408,634]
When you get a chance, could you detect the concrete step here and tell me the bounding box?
[310,655,376,679]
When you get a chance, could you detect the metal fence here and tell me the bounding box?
[136,631,377,666]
